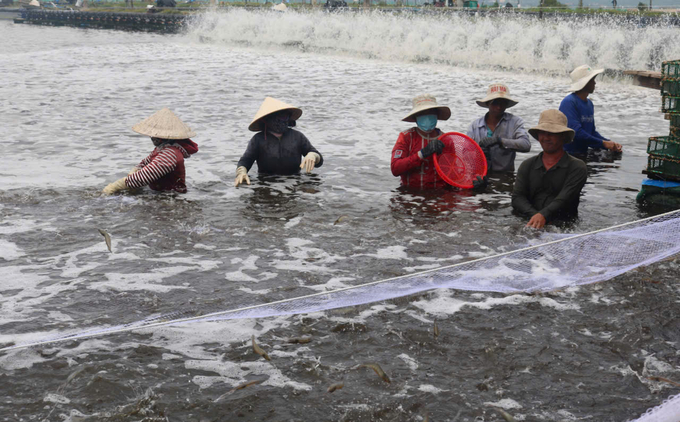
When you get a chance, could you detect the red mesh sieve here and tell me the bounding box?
[433,132,488,189]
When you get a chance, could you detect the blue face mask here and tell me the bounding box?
[416,114,437,132]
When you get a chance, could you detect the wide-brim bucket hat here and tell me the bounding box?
[528,109,575,144]
[570,64,604,92]
[132,108,196,139]
[249,97,302,132]
[476,83,518,108]
[402,94,451,122]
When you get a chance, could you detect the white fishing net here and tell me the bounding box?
[3,210,680,420]
[630,393,680,422]
[3,210,680,352]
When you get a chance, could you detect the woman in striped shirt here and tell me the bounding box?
[102,108,198,195]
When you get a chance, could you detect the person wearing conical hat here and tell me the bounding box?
[558,65,622,155]
[102,108,199,195]
[466,84,531,173]
[391,94,487,190]
[234,97,323,187]
[512,110,587,229]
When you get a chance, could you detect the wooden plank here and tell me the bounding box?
[623,70,662,90]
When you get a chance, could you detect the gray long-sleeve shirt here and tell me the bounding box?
[466,112,532,172]
[511,152,588,221]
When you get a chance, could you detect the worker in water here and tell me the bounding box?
[512,109,587,229]
[559,65,623,155]
[391,94,487,190]
[102,108,198,195]
[466,83,531,173]
[234,97,323,187]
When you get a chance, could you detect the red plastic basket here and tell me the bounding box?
[433,132,488,189]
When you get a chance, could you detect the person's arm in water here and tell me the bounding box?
[103,148,179,194]
[298,132,323,174]
[592,123,622,152]
[511,159,540,217]
[500,116,531,152]
[235,135,260,187]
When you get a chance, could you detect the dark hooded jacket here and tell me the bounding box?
[237,129,323,175]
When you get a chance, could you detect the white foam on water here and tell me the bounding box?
[418,384,448,394]
[304,276,354,292]
[237,286,273,295]
[44,393,70,404]
[94,267,198,293]
[411,289,580,317]
[352,245,410,260]
[398,353,419,371]
[186,10,680,73]
[0,219,46,234]
[0,265,75,324]
[0,239,24,261]
[484,398,523,409]
[284,216,302,229]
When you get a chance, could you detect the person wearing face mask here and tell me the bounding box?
[234,97,323,187]
[102,108,199,195]
[467,84,531,173]
[391,94,487,190]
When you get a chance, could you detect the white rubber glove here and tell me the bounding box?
[300,152,320,174]
[102,177,128,195]
[234,166,250,187]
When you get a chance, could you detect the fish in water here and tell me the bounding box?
[98,229,112,253]
[327,382,344,393]
[333,215,348,225]
[490,407,517,422]
[286,336,312,344]
[252,335,271,361]
[358,363,390,384]
[433,318,440,338]
[215,379,263,401]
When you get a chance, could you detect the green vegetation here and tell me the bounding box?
[48,0,671,16]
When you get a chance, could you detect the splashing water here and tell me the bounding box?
[185,9,680,73]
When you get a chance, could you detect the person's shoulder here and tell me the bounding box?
[470,115,486,127]
[400,127,417,135]
[565,153,587,169]
[518,153,540,169]
[286,128,308,139]
[559,93,576,106]
[504,112,524,123]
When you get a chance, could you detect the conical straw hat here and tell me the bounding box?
[132,108,196,139]
[249,97,303,132]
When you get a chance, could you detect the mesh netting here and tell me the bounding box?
[2,209,680,353]
[630,393,680,422]
[434,132,487,188]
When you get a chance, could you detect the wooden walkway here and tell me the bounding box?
[623,70,662,90]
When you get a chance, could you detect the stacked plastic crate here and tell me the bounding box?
[646,61,680,180]
[637,60,680,206]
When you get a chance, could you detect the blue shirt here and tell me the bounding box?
[559,93,607,154]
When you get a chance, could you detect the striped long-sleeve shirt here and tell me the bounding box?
[125,139,198,193]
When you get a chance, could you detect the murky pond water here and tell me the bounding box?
[0,10,679,421]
